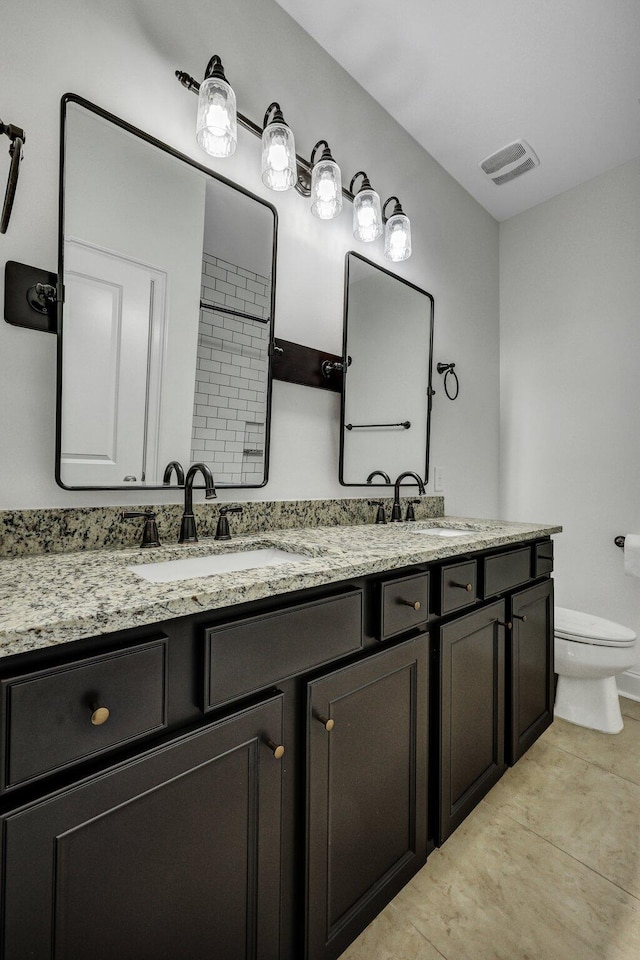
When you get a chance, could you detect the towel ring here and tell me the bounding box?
[436,362,459,401]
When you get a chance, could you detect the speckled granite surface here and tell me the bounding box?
[0,496,445,558]
[0,516,561,659]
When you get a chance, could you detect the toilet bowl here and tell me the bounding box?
[554,607,637,734]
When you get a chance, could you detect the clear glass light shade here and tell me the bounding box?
[196,76,237,158]
[353,189,383,242]
[261,123,296,191]
[384,213,412,261]
[310,159,343,219]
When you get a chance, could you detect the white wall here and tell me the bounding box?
[0,0,499,512]
[500,158,640,696]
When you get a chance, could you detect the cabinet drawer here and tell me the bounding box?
[380,571,430,640]
[1,638,168,791]
[204,589,363,711]
[534,540,554,578]
[438,560,477,615]
[481,547,531,598]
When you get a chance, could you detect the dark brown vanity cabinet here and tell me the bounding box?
[433,538,555,845]
[506,578,554,764]
[0,638,169,792]
[437,600,506,845]
[0,536,555,959]
[305,636,428,960]
[0,694,284,960]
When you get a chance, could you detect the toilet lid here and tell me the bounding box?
[555,607,636,646]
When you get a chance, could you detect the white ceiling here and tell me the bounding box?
[274,0,640,221]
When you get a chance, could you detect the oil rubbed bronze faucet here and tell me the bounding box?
[163,460,185,486]
[366,469,391,484]
[391,471,425,522]
[367,470,391,522]
[214,506,244,541]
[121,511,161,548]
[179,463,217,543]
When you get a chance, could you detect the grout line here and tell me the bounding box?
[541,738,640,791]
[402,917,449,960]
[487,804,640,906]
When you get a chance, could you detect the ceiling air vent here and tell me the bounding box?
[479,139,539,185]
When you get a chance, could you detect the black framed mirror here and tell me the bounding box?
[56,95,277,490]
[339,252,434,486]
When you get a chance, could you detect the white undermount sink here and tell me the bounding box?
[128,548,308,584]
[409,527,478,537]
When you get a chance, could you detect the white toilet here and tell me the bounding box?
[554,607,637,734]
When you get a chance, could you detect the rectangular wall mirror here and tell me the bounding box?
[340,252,434,486]
[56,95,277,490]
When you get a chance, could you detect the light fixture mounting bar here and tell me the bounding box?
[176,69,356,203]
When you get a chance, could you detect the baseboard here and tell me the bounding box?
[617,669,640,702]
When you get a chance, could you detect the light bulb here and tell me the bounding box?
[267,140,290,172]
[353,190,382,242]
[196,74,237,158]
[311,156,343,220]
[384,213,412,261]
[261,114,296,192]
[317,175,337,203]
[204,100,230,137]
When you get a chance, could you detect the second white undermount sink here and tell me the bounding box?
[128,548,309,584]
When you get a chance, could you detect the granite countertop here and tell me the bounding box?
[0,516,561,659]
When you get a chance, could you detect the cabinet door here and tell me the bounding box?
[507,579,554,764]
[439,600,506,845]
[306,636,428,960]
[1,695,284,960]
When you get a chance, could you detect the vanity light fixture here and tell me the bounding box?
[261,102,297,192]
[176,58,413,253]
[349,171,383,242]
[310,140,342,220]
[382,196,412,262]
[195,55,237,158]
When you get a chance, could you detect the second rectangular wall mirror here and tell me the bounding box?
[340,252,434,486]
[57,95,277,490]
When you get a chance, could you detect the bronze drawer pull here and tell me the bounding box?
[451,581,473,592]
[513,614,528,622]
[316,714,335,732]
[398,599,421,611]
[266,738,285,760]
[90,705,110,726]
[497,621,512,630]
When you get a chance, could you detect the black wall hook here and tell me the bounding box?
[0,119,25,234]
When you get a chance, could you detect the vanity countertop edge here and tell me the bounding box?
[0,517,562,658]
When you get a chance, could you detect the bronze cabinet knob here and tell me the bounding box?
[513,614,528,622]
[497,621,513,631]
[399,599,421,610]
[316,714,335,731]
[451,581,473,592]
[90,705,110,726]
[266,739,285,759]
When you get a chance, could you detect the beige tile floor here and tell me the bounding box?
[341,698,640,960]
